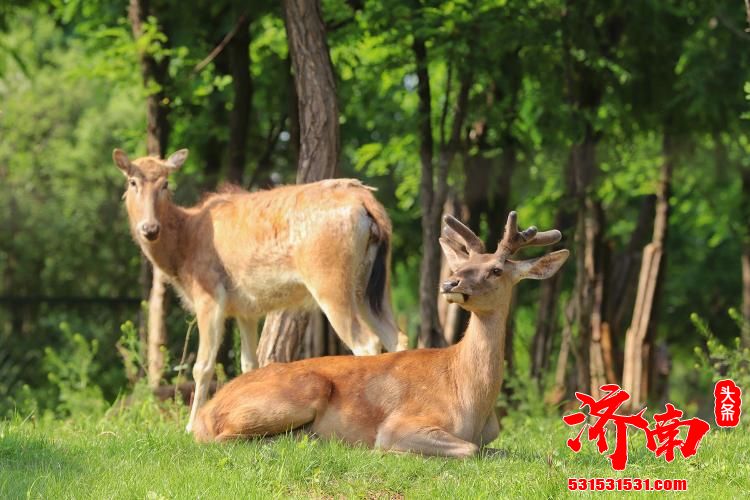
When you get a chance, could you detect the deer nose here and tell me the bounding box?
[138,221,161,241]
[441,279,460,293]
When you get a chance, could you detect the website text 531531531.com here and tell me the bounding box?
[568,477,688,492]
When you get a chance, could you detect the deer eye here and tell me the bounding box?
[162,180,169,190]
[492,267,503,276]
[128,178,137,188]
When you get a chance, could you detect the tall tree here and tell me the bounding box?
[565,34,603,399]
[226,13,252,184]
[285,0,338,182]
[530,204,575,384]
[257,0,339,365]
[742,167,750,348]
[562,3,624,397]
[413,37,471,348]
[128,0,171,388]
[614,0,689,406]
[740,0,750,347]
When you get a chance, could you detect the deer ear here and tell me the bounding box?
[113,149,133,177]
[165,149,189,170]
[440,237,469,272]
[509,249,569,283]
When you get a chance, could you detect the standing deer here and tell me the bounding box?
[193,212,569,457]
[112,148,407,432]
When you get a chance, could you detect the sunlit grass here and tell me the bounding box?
[1,402,748,499]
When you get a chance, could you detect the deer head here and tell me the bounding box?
[112,148,188,242]
[439,211,569,313]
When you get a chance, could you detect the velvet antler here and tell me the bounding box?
[496,211,561,259]
[441,215,485,255]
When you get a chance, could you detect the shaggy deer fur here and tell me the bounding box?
[113,148,407,432]
[193,212,568,457]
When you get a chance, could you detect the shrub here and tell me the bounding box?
[691,308,750,417]
[43,323,107,417]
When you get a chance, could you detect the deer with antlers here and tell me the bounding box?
[112,148,407,432]
[193,211,568,456]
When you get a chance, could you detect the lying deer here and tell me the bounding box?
[112,148,407,432]
[193,212,568,457]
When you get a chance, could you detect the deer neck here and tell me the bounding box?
[136,201,185,278]
[453,297,511,416]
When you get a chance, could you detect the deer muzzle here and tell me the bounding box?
[441,279,467,304]
[138,221,161,241]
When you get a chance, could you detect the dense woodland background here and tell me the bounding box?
[1,0,749,419]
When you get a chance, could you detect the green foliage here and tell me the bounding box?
[117,320,144,383]
[1,0,750,421]
[0,3,748,492]
[0,8,144,409]
[499,370,551,420]
[691,309,750,416]
[43,323,106,417]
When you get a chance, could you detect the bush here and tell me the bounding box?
[691,308,750,416]
[43,323,107,417]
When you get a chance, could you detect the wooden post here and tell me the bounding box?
[622,134,672,409]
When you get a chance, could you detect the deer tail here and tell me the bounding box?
[360,194,393,318]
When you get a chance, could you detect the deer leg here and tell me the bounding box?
[186,293,226,433]
[377,421,479,458]
[480,411,500,446]
[310,289,382,355]
[326,305,381,356]
[357,299,408,352]
[236,316,259,373]
[298,219,383,355]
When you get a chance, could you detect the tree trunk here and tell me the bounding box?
[147,267,167,385]
[202,96,227,188]
[413,37,443,348]
[128,0,171,388]
[531,264,562,383]
[286,54,301,176]
[741,167,750,348]
[257,0,339,365]
[600,321,617,384]
[502,288,517,402]
[256,313,307,364]
[589,249,607,394]
[226,14,252,184]
[605,195,656,340]
[463,133,491,242]
[622,134,672,410]
[570,127,603,397]
[439,193,468,344]
[485,143,516,246]
[414,38,471,348]
[560,4,622,397]
[285,0,338,182]
[456,97,515,345]
[464,52,519,248]
[547,299,576,405]
[530,202,575,384]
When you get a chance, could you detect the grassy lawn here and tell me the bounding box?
[1,402,748,499]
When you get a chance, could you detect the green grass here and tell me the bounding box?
[1,403,748,499]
